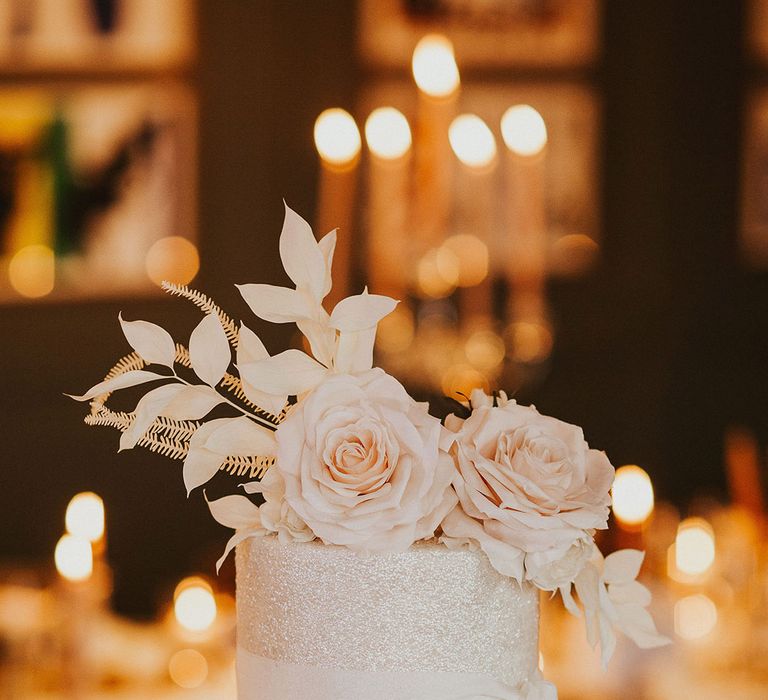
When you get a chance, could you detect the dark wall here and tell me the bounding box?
[1,1,764,616]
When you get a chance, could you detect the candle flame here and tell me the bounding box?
[173,576,217,633]
[313,108,361,166]
[611,465,655,528]
[448,114,497,169]
[65,491,105,543]
[501,105,547,157]
[411,34,460,98]
[365,107,412,160]
[55,534,93,582]
[672,517,715,579]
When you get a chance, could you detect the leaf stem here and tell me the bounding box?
[172,373,278,430]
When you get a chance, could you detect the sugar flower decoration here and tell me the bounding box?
[70,202,668,674]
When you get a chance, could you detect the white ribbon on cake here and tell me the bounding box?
[237,647,557,700]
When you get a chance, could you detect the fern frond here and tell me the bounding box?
[161,281,239,348]
[220,455,274,479]
[219,373,286,424]
[85,409,201,462]
[104,352,146,380]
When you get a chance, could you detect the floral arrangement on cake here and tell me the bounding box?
[70,204,668,668]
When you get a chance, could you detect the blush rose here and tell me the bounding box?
[275,369,456,553]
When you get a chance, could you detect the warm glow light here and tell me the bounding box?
[145,236,200,287]
[174,577,217,633]
[411,34,460,98]
[365,107,412,160]
[168,648,208,688]
[417,248,458,299]
[465,330,505,371]
[611,465,655,528]
[376,305,415,354]
[674,518,716,578]
[54,534,93,582]
[674,594,717,640]
[501,105,548,157]
[506,320,553,364]
[313,108,361,166]
[448,114,497,169]
[8,244,54,298]
[441,364,489,400]
[441,235,488,287]
[65,492,105,543]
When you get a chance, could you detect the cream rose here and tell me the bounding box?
[441,394,614,581]
[275,369,457,552]
[257,468,315,544]
[524,539,593,591]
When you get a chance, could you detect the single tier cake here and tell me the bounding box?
[236,536,542,699]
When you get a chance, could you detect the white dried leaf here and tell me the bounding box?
[189,313,231,386]
[67,370,167,401]
[239,349,327,395]
[279,202,326,301]
[334,327,376,373]
[182,418,233,494]
[207,494,262,530]
[202,415,277,456]
[119,313,176,367]
[329,290,398,332]
[236,283,312,323]
[237,324,287,415]
[119,384,186,451]
[603,549,644,585]
[317,228,337,299]
[162,385,225,420]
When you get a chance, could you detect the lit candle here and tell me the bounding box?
[313,108,361,306]
[55,534,93,584]
[500,105,548,329]
[448,113,497,323]
[668,517,716,583]
[65,491,105,551]
[412,34,460,252]
[173,576,217,636]
[611,465,655,530]
[364,106,412,299]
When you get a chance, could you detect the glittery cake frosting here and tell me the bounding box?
[235,536,542,700]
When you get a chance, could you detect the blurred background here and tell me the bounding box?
[1,0,767,697]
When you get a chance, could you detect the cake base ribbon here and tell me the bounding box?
[237,647,557,700]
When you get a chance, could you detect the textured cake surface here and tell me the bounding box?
[236,535,539,688]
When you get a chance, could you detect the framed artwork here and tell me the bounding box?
[358,0,599,69]
[0,82,197,302]
[0,0,194,73]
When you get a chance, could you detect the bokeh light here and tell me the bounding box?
[173,577,217,633]
[501,105,548,157]
[448,114,497,169]
[65,492,105,543]
[375,305,415,354]
[313,108,361,166]
[611,465,655,528]
[168,648,208,688]
[145,236,200,287]
[54,534,93,582]
[365,107,412,160]
[465,329,506,371]
[441,234,489,287]
[674,594,717,640]
[506,320,553,364]
[411,34,460,98]
[8,244,55,298]
[417,248,459,299]
[673,518,716,579]
[441,364,489,400]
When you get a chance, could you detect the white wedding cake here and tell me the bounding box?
[236,537,542,699]
[71,204,669,700]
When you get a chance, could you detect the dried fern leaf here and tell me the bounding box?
[161,281,239,348]
[220,455,274,479]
